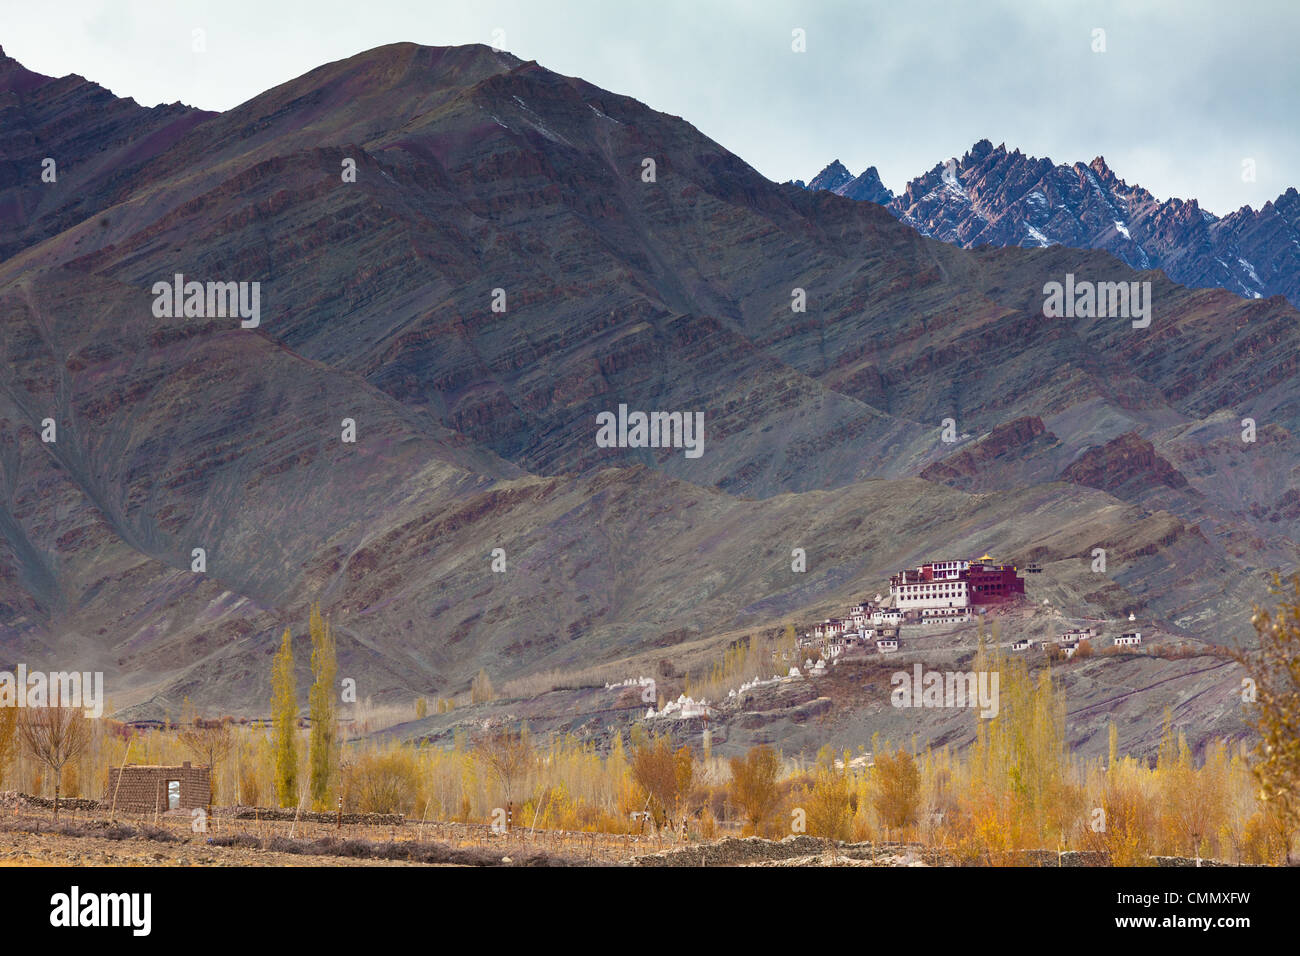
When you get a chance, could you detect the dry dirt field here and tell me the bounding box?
[0,800,1231,867]
[0,828,432,867]
[0,802,695,866]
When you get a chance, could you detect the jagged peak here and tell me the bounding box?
[807,159,855,192]
[966,139,996,162]
[838,165,893,203]
[1088,156,1116,180]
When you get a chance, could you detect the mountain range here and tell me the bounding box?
[798,142,1300,308]
[0,42,1296,756]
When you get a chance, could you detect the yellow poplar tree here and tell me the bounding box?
[271,626,298,806]
[0,704,18,788]
[308,603,339,809]
[804,753,855,842]
[873,747,921,832]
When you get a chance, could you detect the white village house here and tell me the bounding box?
[921,607,972,625]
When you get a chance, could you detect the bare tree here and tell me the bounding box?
[19,707,90,819]
[477,728,534,815]
[632,736,694,827]
[179,716,233,808]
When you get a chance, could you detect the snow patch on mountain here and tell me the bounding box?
[588,103,622,124]
[1238,257,1261,286]
[1025,223,1052,247]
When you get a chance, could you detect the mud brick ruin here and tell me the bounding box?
[106,761,211,812]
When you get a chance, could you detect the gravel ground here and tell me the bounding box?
[0,828,434,866]
[0,803,1228,867]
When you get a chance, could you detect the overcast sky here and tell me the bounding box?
[4,0,1296,215]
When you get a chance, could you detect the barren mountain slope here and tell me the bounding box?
[0,44,1294,729]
